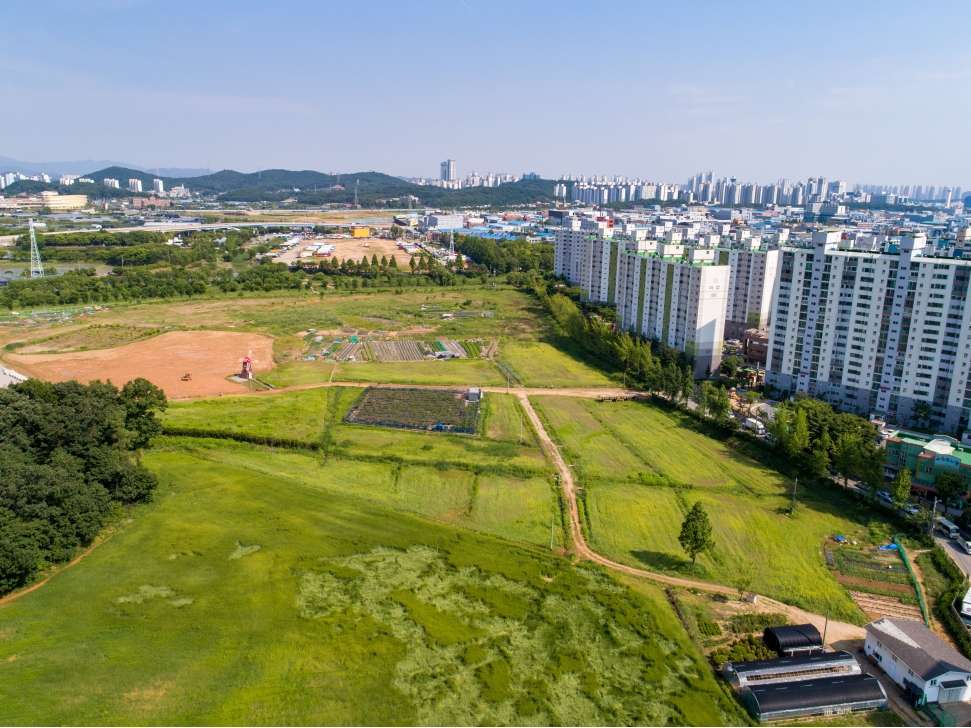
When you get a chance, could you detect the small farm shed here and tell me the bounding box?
[724,651,860,690]
[741,674,887,722]
[865,617,971,705]
[762,624,824,656]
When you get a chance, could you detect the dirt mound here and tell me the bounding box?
[6,330,274,398]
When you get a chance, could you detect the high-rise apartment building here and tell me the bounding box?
[103,178,120,188]
[711,244,780,340]
[767,233,971,434]
[128,178,142,193]
[153,179,164,194]
[440,159,456,182]
[615,246,730,377]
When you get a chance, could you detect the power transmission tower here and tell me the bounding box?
[29,219,43,278]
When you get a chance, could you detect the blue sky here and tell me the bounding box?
[3,0,970,186]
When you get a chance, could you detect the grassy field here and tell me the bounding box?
[335,359,506,386]
[533,396,872,622]
[481,392,539,444]
[260,359,335,388]
[161,386,356,441]
[161,387,547,472]
[499,339,618,388]
[156,437,556,550]
[0,454,744,726]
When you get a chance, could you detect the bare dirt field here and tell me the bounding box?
[7,330,274,398]
[275,236,411,266]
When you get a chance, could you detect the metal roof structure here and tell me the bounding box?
[866,618,971,681]
[724,651,860,690]
[762,624,824,656]
[741,674,888,722]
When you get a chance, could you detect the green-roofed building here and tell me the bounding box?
[884,429,971,504]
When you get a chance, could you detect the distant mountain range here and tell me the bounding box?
[0,156,210,178]
[7,165,561,207]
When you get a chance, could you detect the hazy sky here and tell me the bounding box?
[3,0,970,186]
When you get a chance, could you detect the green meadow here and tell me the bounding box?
[0,454,745,726]
[499,339,618,388]
[335,359,506,387]
[533,396,871,622]
[260,359,336,388]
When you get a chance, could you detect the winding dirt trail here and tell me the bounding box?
[514,392,866,643]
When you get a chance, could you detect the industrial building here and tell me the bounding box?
[723,651,860,690]
[740,674,887,722]
[865,617,971,705]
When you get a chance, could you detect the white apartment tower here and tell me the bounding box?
[440,159,456,182]
[153,178,164,194]
[767,233,971,433]
[615,247,730,377]
[128,178,143,193]
[712,244,780,340]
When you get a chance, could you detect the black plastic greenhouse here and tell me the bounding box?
[763,624,824,656]
[723,650,860,690]
[741,674,888,722]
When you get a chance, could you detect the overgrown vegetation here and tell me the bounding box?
[0,377,166,593]
[916,546,971,658]
[0,454,746,725]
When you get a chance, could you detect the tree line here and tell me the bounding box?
[0,378,167,594]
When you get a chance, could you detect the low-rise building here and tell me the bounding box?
[865,617,971,705]
[883,430,971,501]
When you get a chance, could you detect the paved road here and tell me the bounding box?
[935,533,971,577]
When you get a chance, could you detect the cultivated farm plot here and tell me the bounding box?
[0,454,744,725]
[368,339,425,362]
[346,387,480,433]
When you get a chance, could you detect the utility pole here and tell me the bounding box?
[28,219,43,278]
[550,514,555,551]
[520,414,523,444]
[791,477,798,511]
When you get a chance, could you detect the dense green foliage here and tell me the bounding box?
[917,546,971,658]
[0,378,166,593]
[678,502,715,565]
[455,235,553,273]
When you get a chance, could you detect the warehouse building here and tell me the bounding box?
[865,617,971,705]
[741,674,888,722]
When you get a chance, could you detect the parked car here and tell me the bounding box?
[877,491,893,505]
[900,504,919,516]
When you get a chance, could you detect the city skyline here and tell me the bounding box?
[2,1,970,185]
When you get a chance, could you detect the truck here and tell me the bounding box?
[744,418,766,436]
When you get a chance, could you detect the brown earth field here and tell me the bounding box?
[831,571,917,595]
[6,330,274,397]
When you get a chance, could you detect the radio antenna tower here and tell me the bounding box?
[29,219,44,278]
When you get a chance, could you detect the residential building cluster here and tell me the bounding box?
[551,195,971,435]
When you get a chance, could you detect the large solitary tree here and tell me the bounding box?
[679,502,715,566]
[890,467,912,508]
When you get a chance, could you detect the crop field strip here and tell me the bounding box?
[346,386,480,433]
[368,339,425,362]
[531,395,873,622]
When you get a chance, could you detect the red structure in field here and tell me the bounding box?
[239,352,254,380]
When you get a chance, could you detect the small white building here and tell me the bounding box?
[865,617,971,705]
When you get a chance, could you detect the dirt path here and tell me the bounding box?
[513,392,867,643]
